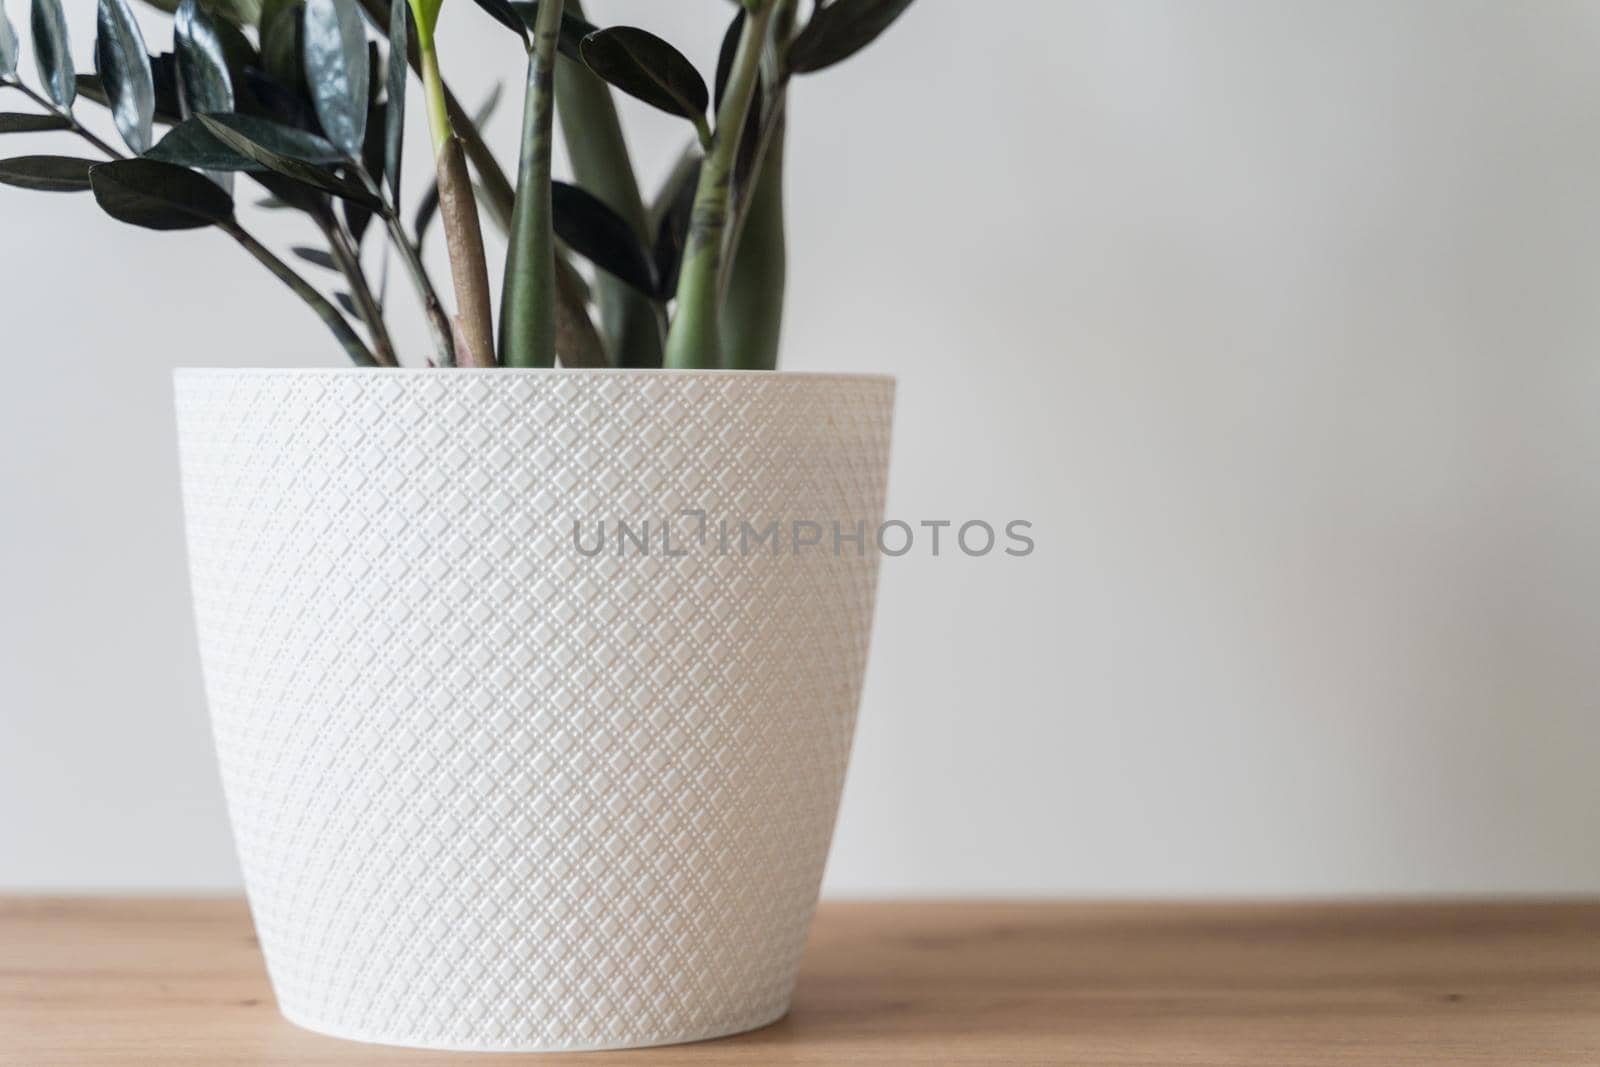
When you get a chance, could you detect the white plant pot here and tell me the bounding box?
[174,368,895,1053]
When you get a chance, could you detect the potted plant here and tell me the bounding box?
[0,0,910,1052]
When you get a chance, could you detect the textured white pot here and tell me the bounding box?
[173,368,894,1053]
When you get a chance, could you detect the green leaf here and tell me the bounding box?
[551,179,657,297]
[0,112,72,133]
[332,290,357,316]
[238,68,319,130]
[259,0,303,88]
[148,112,343,169]
[90,156,237,228]
[197,111,380,208]
[302,0,368,156]
[96,0,156,152]
[413,179,438,244]
[579,27,707,127]
[384,2,407,203]
[0,154,95,190]
[31,0,75,108]
[90,157,235,227]
[468,0,527,45]
[174,0,236,116]
[344,92,381,240]
[651,151,699,300]
[252,168,326,212]
[292,243,337,269]
[136,0,262,21]
[77,68,185,126]
[788,0,915,75]
[509,2,595,60]
[0,0,19,80]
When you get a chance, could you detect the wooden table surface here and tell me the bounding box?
[2,898,1598,1065]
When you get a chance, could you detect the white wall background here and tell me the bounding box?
[3,0,1599,895]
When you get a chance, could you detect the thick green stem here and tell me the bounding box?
[555,0,658,368]
[721,115,785,371]
[500,0,563,368]
[662,2,772,370]
[223,222,377,367]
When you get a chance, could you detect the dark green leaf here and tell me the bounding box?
[213,17,258,74]
[345,94,382,241]
[509,2,596,61]
[239,68,319,131]
[472,82,505,126]
[89,156,235,228]
[197,112,380,208]
[383,2,407,203]
[174,0,235,117]
[252,168,327,212]
[579,27,707,126]
[0,154,95,191]
[137,0,263,21]
[260,0,304,89]
[552,179,656,297]
[788,0,915,74]
[148,113,343,169]
[0,1,19,80]
[468,0,527,44]
[150,53,185,121]
[31,0,75,108]
[0,112,72,133]
[651,153,699,299]
[713,8,742,114]
[96,0,156,152]
[81,55,186,126]
[413,179,438,244]
[302,0,367,156]
[292,244,337,269]
[332,290,356,316]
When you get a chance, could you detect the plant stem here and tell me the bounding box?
[662,1,773,370]
[722,0,796,292]
[356,0,516,230]
[556,0,658,368]
[2,77,126,159]
[555,254,608,367]
[721,113,785,371]
[222,221,378,367]
[351,158,457,366]
[719,0,794,371]
[385,214,457,365]
[500,0,564,368]
[320,215,399,366]
[413,25,496,367]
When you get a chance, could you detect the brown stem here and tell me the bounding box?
[436,136,496,366]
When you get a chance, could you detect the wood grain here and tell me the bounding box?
[2,898,1599,1064]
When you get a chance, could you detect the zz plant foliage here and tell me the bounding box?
[0,0,914,369]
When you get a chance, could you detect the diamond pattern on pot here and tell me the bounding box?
[173,369,895,1052]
